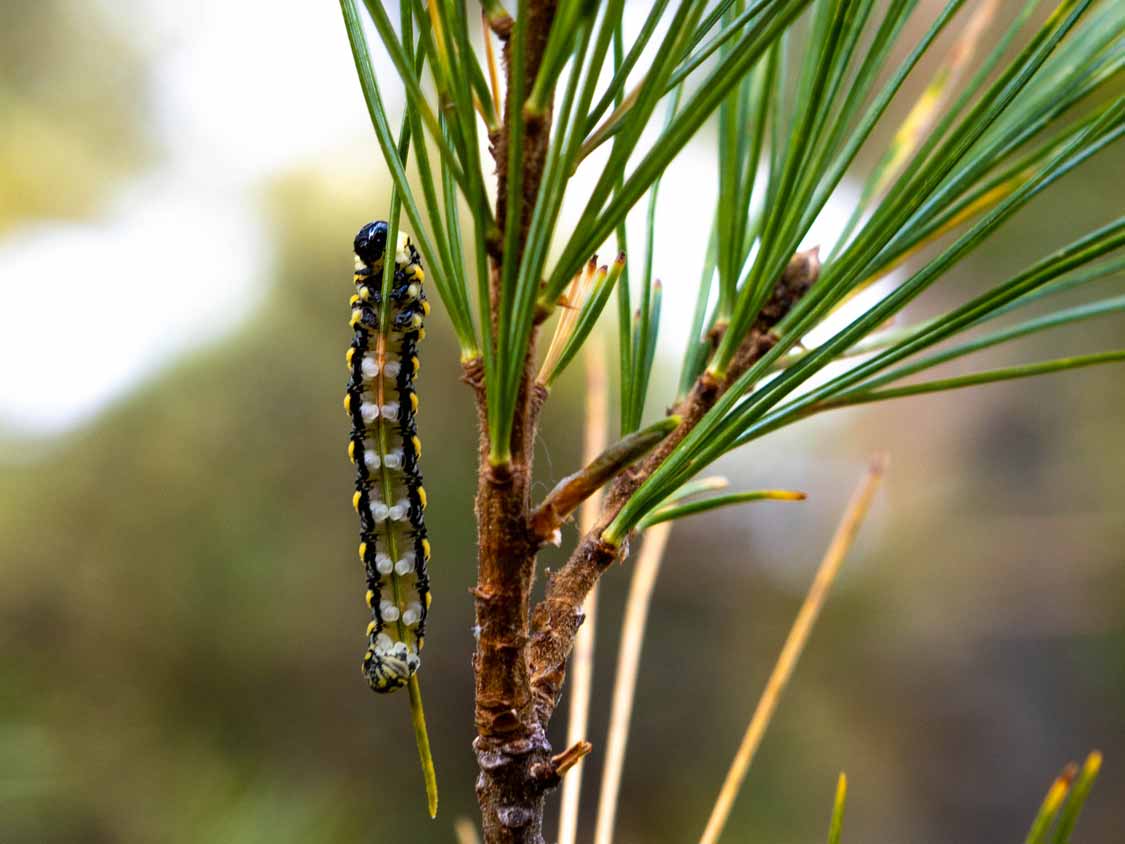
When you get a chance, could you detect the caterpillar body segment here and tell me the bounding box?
[347,220,431,694]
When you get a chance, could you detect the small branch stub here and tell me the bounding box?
[551,741,593,777]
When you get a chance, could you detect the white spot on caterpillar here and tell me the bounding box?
[403,603,423,626]
[383,360,401,379]
[388,499,409,521]
[369,499,390,521]
[363,450,381,470]
[383,449,403,470]
[374,552,393,575]
[380,401,399,418]
[361,355,379,380]
[360,401,379,423]
[395,551,416,576]
[375,632,393,650]
[380,601,400,622]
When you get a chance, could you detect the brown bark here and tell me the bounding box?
[470,339,553,844]
[471,4,560,842]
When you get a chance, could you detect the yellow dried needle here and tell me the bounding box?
[1025,761,1077,844]
[699,455,887,844]
[481,11,502,117]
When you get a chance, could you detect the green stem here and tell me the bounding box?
[408,675,439,818]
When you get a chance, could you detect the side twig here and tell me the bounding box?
[527,248,822,725]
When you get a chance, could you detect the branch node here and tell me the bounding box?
[551,740,593,777]
[461,356,486,390]
[496,806,534,829]
[488,13,514,40]
[485,462,515,486]
[470,585,497,602]
[500,737,536,757]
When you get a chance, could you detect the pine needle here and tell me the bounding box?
[699,456,887,844]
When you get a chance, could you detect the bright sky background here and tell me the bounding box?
[0,1,866,438]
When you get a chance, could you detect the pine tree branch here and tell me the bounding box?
[471,3,562,842]
[527,248,821,723]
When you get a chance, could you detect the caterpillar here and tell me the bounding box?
[346,220,432,694]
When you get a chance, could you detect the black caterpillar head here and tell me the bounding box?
[354,221,389,268]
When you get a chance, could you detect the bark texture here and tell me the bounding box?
[471,5,560,842]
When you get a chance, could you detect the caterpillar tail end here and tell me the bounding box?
[363,640,420,694]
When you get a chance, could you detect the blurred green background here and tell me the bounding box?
[1,2,1122,842]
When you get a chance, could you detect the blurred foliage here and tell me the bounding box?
[1,164,1120,842]
[1,2,1123,843]
[0,2,150,231]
